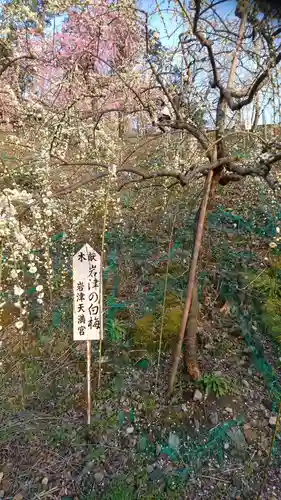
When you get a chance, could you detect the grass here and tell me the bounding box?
[101,478,134,500]
[96,471,185,500]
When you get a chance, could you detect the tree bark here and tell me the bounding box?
[184,282,200,380]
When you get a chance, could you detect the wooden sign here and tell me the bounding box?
[73,244,102,341]
[73,243,103,425]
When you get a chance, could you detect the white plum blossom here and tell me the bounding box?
[14,231,30,248]
[10,269,18,279]
[269,241,277,249]
[15,320,24,330]
[14,285,24,296]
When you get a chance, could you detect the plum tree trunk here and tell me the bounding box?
[184,282,200,380]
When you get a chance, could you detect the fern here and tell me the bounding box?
[198,373,232,397]
[109,319,127,342]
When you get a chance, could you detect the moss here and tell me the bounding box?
[134,314,156,352]
[161,406,185,426]
[132,295,184,352]
[162,305,183,349]
[262,297,281,342]
[153,262,184,277]
[244,261,281,343]
[164,292,183,308]
[143,395,157,414]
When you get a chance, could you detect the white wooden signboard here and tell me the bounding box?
[73,243,103,341]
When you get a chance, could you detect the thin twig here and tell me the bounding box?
[33,486,59,499]
[200,475,231,483]
[155,209,178,391]
[98,185,109,390]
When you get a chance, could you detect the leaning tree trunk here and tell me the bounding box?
[168,168,214,395]
[184,282,200,380]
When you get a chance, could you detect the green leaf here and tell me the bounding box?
[137,435,148,452]
[88,446,105,460]
[39,335,50,345]
[129,407,135,423]
[159,445,177,461]
[118,410,125,426]
[52,310,61,328]
[234,152,250,159]
[51,232,65,242]
[135,358,149,370]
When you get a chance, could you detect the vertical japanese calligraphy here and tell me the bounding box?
[73,244,102,341]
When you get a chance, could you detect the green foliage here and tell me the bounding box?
[143,395,157,414]
[135,358,150,370]
[198,373,232,397]
[245,261,281,299]
[108,318,127,342]
[48,425,76,446]
[52,309,61,328]
[101,477,134,500]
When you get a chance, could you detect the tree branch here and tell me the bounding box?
[53,157,238,196]
[0,54,36,77]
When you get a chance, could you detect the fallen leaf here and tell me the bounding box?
[220,302,230,315]
[13,493,23,500]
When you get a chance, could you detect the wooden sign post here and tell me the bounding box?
[73,244,103,425]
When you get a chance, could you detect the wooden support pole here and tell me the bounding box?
[87,339,91,425]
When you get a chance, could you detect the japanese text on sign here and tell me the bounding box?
[73,244,102,341]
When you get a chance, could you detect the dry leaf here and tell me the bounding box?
[220,302,230,315]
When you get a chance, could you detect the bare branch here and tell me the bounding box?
[0,54,36,77]
[54,172,108,196]
[53,156,238,196]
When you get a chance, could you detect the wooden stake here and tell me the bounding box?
[98,187,108,389]
[97,263,103,390]
[87,339,91,425]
